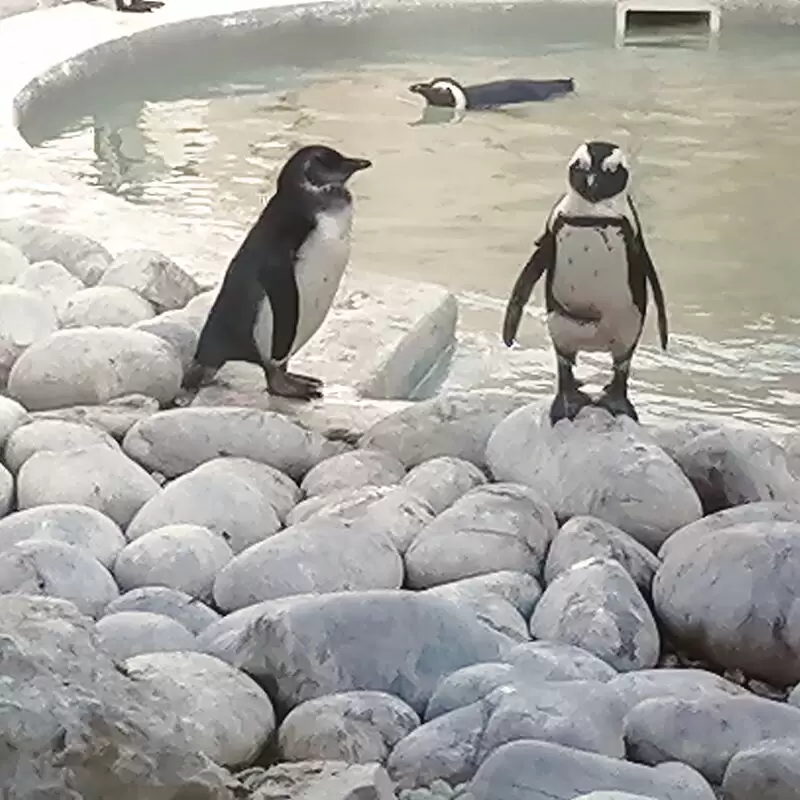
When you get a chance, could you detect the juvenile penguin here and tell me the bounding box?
[501,140,668,424]
[182,144,372,400]
[409,77,575,110]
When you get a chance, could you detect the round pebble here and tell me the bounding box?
[95,611,196,661]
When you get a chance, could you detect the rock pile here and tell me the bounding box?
[1,222,800,800]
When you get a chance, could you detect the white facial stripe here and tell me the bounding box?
[569,143,592,169]
[601,147,628,172]
[431,79,467,111]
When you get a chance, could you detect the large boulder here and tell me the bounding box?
[0,594,233,798]
[487,403,702,551]
[0,286,59,385]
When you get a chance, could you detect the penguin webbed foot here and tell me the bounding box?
[549,387,594,425]
[265,365,323,400]
[594,385,639,422]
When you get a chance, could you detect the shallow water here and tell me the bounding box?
[24,2,800,432]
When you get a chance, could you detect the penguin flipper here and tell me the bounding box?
[502,231,554,347]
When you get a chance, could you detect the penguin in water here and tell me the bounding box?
[113,0,164,12]
[182,144,372,400]
[502,140,669,425]
[409,76,575,111]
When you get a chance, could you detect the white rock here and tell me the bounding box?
[0,395,29,447]
[8,327,183,411]
[0,504,125,568]
[530,557,659,672]
[125,650,274,767]
[288,484,395,527]
[99,248,199,312]
[213,517,404,612]
[104,586,221,634]
[123,406,341,480]
[0,238,30,283]
[126,457,300,554]
[0,286,59,385]
[95,611,196,661]
[133,314,198,372]
[14,259,84,313]
[405,483,557,589]
[113,524,233,601]
[59,286,156,329]
[401,456,488,514]
[487,403,702,551]
[3,418,119,474]
[16,444,160,528]
[0,594,235,797]
[279,691,420,764]
[300,449,406,498]
[0,539,118,617]
[361,391,537,469]
[0,220,111,285]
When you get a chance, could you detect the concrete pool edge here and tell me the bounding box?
[0,0,476,403]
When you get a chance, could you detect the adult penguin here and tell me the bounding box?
[409,76,575,110]
[182,144,372,400]
[502,140,668,424]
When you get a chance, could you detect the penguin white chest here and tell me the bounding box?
[290,204,354,355]
[549,223,642,358]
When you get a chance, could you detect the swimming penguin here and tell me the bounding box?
[113,0,164,12]
[501,140,668,425]
[409,77,575,110]
[182,144,372,400]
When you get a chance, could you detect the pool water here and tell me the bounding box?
[24,2,800,431]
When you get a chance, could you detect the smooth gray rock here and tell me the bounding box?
[487,403,702,551]
[425,663,515,720]
[401,456,487,514]
[8,327,183,411]
[17,444,160,528]
[300,448,406,498]
[104,586,221,634]
[0,285,59,385]
[575,795,660,800]
[126,457,299,553]
[388,680,625,789]
[0,461,13,516]
[0,237,29,282]
[546,516,661,594]
[360,391,537,469]
[125,650,274,768]
[213,517,404,611]
[95,611,197,661]
[531,557,659,672]
[113,524,233,602]
[200,589,511,715]
[432,570,542,619]
[501,640,619,683]
[405,484,556,589]
[287,484,435,554]
[658,500,800,561]
[123,407,341,480]
[278,691,420,764]
[652,422,800,513]
[624,693,800,784]
[0,395,29,447]
[133,314,199,372]
[30,393,160,439]
[0,220,112,285]
[722,739,800,800]
[0,504,126,568]
[14,258,84,313]
[59,286,156,328]
[466,740,715,800]
[0,594,235,798]
[608,668,747,716]
[653,521,800,686]
[246,760,396,800]
[99,248,200,312]
[4,418,119,473]
[0,538,118,617]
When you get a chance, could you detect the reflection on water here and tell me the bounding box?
[29,5,800,433]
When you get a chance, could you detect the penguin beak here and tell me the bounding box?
[409,83,425,94]
[343,157,372,175]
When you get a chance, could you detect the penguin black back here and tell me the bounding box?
[409,76,575,110]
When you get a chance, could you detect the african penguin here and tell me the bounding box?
[502,140,669,425]
[409,77,575,110]
[182,144,372,400]
[112,0,164,11]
